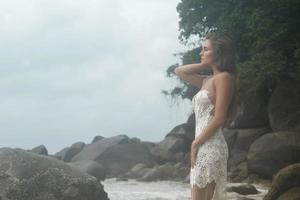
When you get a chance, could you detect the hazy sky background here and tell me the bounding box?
[0,0,193,154]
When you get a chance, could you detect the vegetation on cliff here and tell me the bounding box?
[163,0,300,100]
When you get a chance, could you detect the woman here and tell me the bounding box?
[175,32,236,200]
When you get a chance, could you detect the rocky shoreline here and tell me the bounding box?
[103,178,270,200]
[0,80,299,199]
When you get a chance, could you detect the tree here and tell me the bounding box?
[163,0,300,100]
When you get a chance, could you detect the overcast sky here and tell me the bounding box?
[0,0,193,154]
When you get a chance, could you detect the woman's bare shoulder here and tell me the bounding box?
[214,72,234,81]
[213,72,235,90]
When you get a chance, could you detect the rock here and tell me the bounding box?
[227,183,259,195]
[54,147,69,160]
[72,135,154,177]
[228,128,270,171]
[129,137,141,143]
[263,163,300,200]
[228,151,247,172]
[224,128,269,171]
[248,131,300,178]
[243,173,261,183]
[0,147,108,200]
[55,142,85,162]
[229,161,249,182]
[30,145,48,155]
[136,162,189,182]
[72,135,129,162]
[223,128,238,153]
[184,172,190,183]
[138,163,174,182]
[91,135,105,144]
[173,165,190,181]
[182,152,191,167]
[166,123,194,141]
[142,141,156,152]
[229,78,270,128]
[277,187,300,200]
[231,128,270,153]
[187,113,195,133]
[150,136,188,163]
[268,80,300,132]
[96,142,154,177]
[71,160,106,181]
[124,163,150,179]
[71,142,85,150]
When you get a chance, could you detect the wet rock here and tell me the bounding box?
[277,187,300,200]
[248,131,300,179]
[227,183,259,195]
[264,163,300,200]
[268,80,300,132]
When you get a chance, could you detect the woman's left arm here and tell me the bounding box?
[193,73,234,147]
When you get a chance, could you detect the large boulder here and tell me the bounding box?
[187,113,195,133]
[0,148,108,200]
[72,135,129,162]
[263,163,300,200]
[228,128,269,171]
[123,163,150,179]
[94,139,154,177]
[72,135,154,177]
[229,78,270,128]
[150,135,188,163]
[227,183,259,195]
[30,145,48,155]
[230,128,270,153]
[138,163,173,182]
[229,161,249,182]
[223,128,238,153]
[142,141,156,152]
[55,142,85,162]
[71,160,106,181]
[91,135,105,144]
[277,187,300,200]
[166,123,194,141]
[248,131,300,179]
[137,162,190,182]
[150,124,192,164]
[268,80,300,132]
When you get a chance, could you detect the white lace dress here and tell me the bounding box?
[190,89,229,200]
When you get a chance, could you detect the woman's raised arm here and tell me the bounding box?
[175,63,208,89]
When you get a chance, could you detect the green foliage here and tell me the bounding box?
[163,0,300,100]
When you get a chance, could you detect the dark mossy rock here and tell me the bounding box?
[248,131,300,179]
[263,163,300,200]
[268,80,300,132]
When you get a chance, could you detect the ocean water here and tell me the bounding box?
[102,178,270,200]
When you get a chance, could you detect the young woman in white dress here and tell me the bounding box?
[175,32,236,200]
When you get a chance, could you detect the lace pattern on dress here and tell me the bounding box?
[190,89,229,200]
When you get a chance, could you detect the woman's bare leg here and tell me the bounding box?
[192,181,216,200]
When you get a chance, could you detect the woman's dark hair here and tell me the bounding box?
[205,32,236,74]
[206,32,237,127]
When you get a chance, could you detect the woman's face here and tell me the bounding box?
[199,39,215,67]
